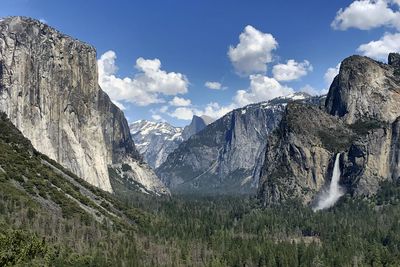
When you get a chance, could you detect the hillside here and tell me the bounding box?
[1,106,400,266]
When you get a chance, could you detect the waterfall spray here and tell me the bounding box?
[313,153,345,211]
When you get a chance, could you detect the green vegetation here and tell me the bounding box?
[317,129,355,152]
[349,118,387,136]
[1,112,400,266]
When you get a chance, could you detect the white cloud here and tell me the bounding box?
[324,63,341,86]
[234,75,294,106]
[170,107,194,120]
[39,18,47,24]
[228,25,278,75]
[98,50,189,106]
[332,0,400,30]
[299,85,328,96]
[169,96,192,106]
[168,102,236,121]
[202,102,237,119]
[357,32,400,59]
[152,114,163,121]
[159,105,169,113]
[272,60,313,82]
[205,81,224,90]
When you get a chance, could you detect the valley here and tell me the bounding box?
[0,7,400,266]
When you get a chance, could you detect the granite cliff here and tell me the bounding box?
[258,54,400,206]
[0,17,168,195]
[157,93,316,194]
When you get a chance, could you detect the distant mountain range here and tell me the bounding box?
[130,115,213,169]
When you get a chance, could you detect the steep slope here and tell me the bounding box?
[130,120,183,168]
[182,115,214,140]
[258,54,400,206]
[157,93,316,194]
[0,16,167,195]
[0,111,145,231]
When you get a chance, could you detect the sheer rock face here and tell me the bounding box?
[326,55,400,124]
[157,93,316,195]
[0,16,168,194]
[259,54,400,205]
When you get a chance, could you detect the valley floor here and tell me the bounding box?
[1,183,400,266]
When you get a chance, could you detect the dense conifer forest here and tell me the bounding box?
[1,112,400,266]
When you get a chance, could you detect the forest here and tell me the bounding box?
[1,112,400,266]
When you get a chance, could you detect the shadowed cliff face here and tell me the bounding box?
[259,54,400,206]
[0,16,168,195]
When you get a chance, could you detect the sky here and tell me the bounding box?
[1,0,400,126]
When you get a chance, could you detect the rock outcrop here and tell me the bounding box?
[0,16,168,194]
[157,93,316,194]
[259,54,400,206]
[181,115,214,141]
[326,55,400,123]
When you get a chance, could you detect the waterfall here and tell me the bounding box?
[313,153,345,211]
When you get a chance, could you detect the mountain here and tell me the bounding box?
[130,115,214,169]
[130,120,183,168]
[0,17,168,195]
[0,110,154,264]
[182,115,214,140]
[258,54,400,206]
[157,92,318,194]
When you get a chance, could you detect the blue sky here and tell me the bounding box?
[2,0,400,126]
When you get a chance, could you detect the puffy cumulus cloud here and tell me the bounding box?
[98,50,189,106]
[228,25,278,75]
[272,60,313,82]
[234,75,294,106]
[205,81,223,90]
[324,63,341,86]
[332,0,400,30]
[201,102,237,119]
[357,32,400,59]
[169,96,192,106]
[169,107,194,120]
[168,102,236,121]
